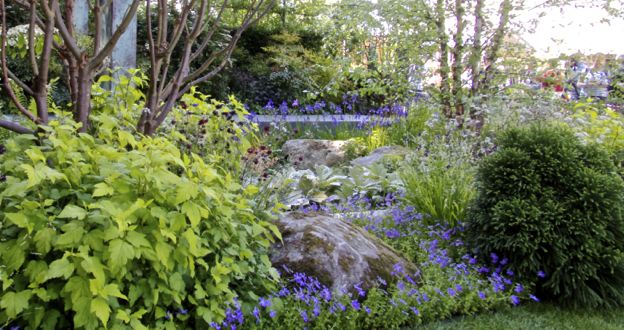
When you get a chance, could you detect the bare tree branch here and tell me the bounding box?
[0,119,35,134]
[0,0,37,123]
[49,0,82,59]
[28,1,39,76]
[6,67,34,95]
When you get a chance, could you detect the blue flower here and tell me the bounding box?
[537,270,546,278]
[447,287,457,297]
[490,252,499,264]
[351,300,361,310]
[269,310,277,318]
[410,307,420,315]
[510,295,520,305]
[364,306,371,314]
[300,310,309,323]
[530,294,540,302]
[259,297,271,308]
[514,284,524,293]
[253,307,260,323]
[478,291,486,300]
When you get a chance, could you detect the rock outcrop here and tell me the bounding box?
[282,139,349,170]
[350,145,410,167]
[270,212,418,294]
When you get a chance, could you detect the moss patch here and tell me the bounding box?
[302,227,335,254]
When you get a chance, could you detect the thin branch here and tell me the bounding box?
[49,0,82,59]
[190,0,229,62]
[6,67,34,95]
[28,1,39,76]
[89,0,141,70]
[0,0,37,122]
[0,119,35,134]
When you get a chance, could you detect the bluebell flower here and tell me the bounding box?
[253,307,260,323]
[300,310,308,323]
[259,297,271,308]
[490,252,499,264]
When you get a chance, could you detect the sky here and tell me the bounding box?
[517,2,624,58]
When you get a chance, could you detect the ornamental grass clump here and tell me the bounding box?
[466,124,624,308]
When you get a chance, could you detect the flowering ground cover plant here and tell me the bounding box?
[206,198,539,330]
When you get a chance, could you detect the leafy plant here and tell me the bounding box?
[0,102,279,328]
[466,124,624,308]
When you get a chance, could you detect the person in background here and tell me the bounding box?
[584,61,609,101]
[565,60,587,100]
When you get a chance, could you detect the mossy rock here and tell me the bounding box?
[270,211,418,294]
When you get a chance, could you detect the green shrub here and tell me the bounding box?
[0,111,279,328]
[466,124,624,308]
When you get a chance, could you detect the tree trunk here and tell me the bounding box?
[470,0,484,96]
[75,63,92,131]
[451,0,465,118]
[435,0,452,117]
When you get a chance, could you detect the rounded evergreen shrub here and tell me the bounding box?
[0,113,279,328]
[466,124,624,308]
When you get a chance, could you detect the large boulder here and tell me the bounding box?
[271,212,418,294]
[350,145,410,167]
[282,139,349,170]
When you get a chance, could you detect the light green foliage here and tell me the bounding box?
[165,91,258,177]
[0,100,279,328]
[566,103,624,174]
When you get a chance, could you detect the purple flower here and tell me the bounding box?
[354,283,366,297]
[269,310,277,318]
[506,269,514,276]
[292,99,300,107]
[410,307,420,315]
[259,297,271,308]
[210,322,221,330]
[391,263,404,276]
[500,257,509,266]
[478,291,486,300]
[364,306,371,314]
[530,294,540,302]
[447,288,457,297]
[253,307,260,323]
[515,284,524,293]
[537,270,546,278]
[320,287,332,302]
[165,310,172,320]
[490,252,499,264]
[300,310,308,323]
[351,300,361,310]
[510,295,520,305]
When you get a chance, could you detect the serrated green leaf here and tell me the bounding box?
[108,239,134,273]
[0,290,31,318]
[1,180,28,197]
[90,297,110,327]
[175,181,199,204]
[181,201,201,227]
[93,182,114,197]
[125,231,151,248]
[46,257,75,280]
[182,229,200,256]
[5,212,33,233]
[102,283,128,300]
[34,228,55,254]
[116,309,131,324]
[169,273,185,292]
[58,204,87,220]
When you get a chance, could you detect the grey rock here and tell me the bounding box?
[271,212,418,294]
[283,139,349,170]
[350,145,410,167]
